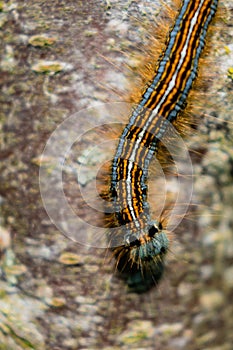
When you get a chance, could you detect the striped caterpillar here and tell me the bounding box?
[103,0,219,292]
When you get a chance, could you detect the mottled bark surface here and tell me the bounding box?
[0,1,232,349]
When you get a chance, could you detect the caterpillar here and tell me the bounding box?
[103,0,219,293]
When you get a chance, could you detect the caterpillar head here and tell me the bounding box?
[113,220,169,292]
